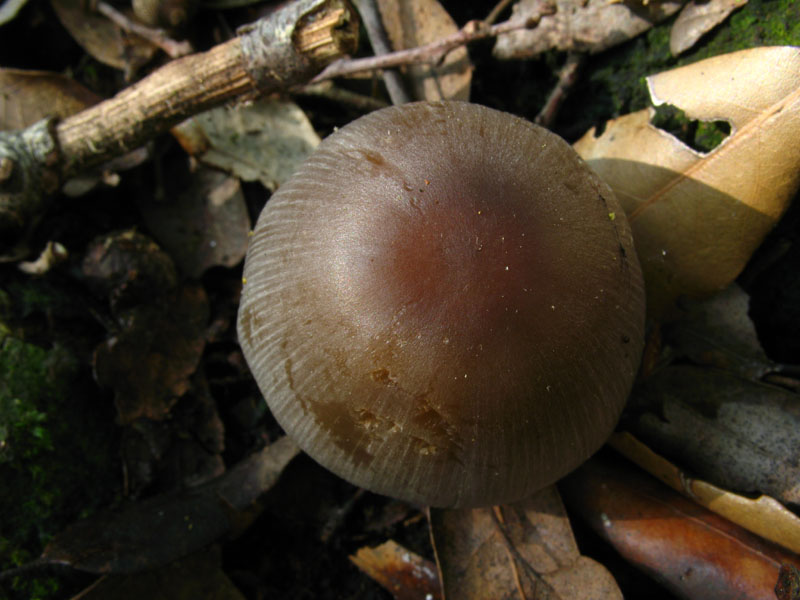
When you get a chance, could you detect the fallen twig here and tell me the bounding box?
[535,51,583,127]
[95,0,194,58]
[354,0,410,105]
[0,0,358,261]
[312,3,555,82]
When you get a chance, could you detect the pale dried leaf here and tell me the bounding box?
[51,0,157,72]
[494,0,683,59]
[173,99,320,191]
[350,540,442,600]
[0,68,100,131]
[663,283,777,379]
[670,0,748,56]
[429,487,621,600]
[376,0,471,101]
[610,431,800,555]
[574,47,800,319]
[138,167,251,278]
[0,0,29,26]
[630,364,800,507]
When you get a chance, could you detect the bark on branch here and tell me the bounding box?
[0,0,358,261]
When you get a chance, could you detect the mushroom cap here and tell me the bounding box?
[238,101,645,508]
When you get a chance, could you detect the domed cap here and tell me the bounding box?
[238,101,645,507]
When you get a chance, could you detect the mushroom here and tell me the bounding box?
[238,101,645,508]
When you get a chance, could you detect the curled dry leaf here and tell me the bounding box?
[42,436,300,573]
[662,283,778,379]
[629,365,800,507]
[172,99,320,192]
[50,0,157,73]
[138,167,251,278]
[375,0,471,101]
[429,487,621,600]
[574,46,800,319]
[0,68,100,131]
[561,454,800,600]
[610,431,800,555]
[350,540,442,600]
[494,0,683,59]
[670,0,748,56]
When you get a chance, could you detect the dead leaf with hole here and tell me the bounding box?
[42,436,299,573]
[574,46,800,319]
[494,0,683,59]
[376,0,471,101]
[350,540,442,600]
[561,453,800,600]
[172,99,320,192]
[138,167,251,278]
[429,487,621,600]
[51,0,157,74]
[629,364,800,507]
[670,0,748,56]
[610,431,800,555]
[0,68,100,131]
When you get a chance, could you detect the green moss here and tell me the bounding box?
[0,332,119,600]
[558,0,799,140]
[650,104,731,153]
[686,0,800,62]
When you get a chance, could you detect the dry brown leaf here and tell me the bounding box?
[51,0,157,73]
[172,100,320,192]
[82,229,179,316]
[93,284,209,424]
[494,0,683,59]
[350,540,442,600]
[44,436,300,574]
[70,547,245,600]
[670,0,748,56]
[561,453,800,600]
[574,46,800,319]
[629,364,800,507]
[0,68,100,131]
[82,231,210,425]
[429,487,621,600]
[610,431,800,555]
[376,0,471,101]
[138,167,251,278]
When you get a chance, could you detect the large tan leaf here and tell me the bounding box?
[574,46,800,320]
